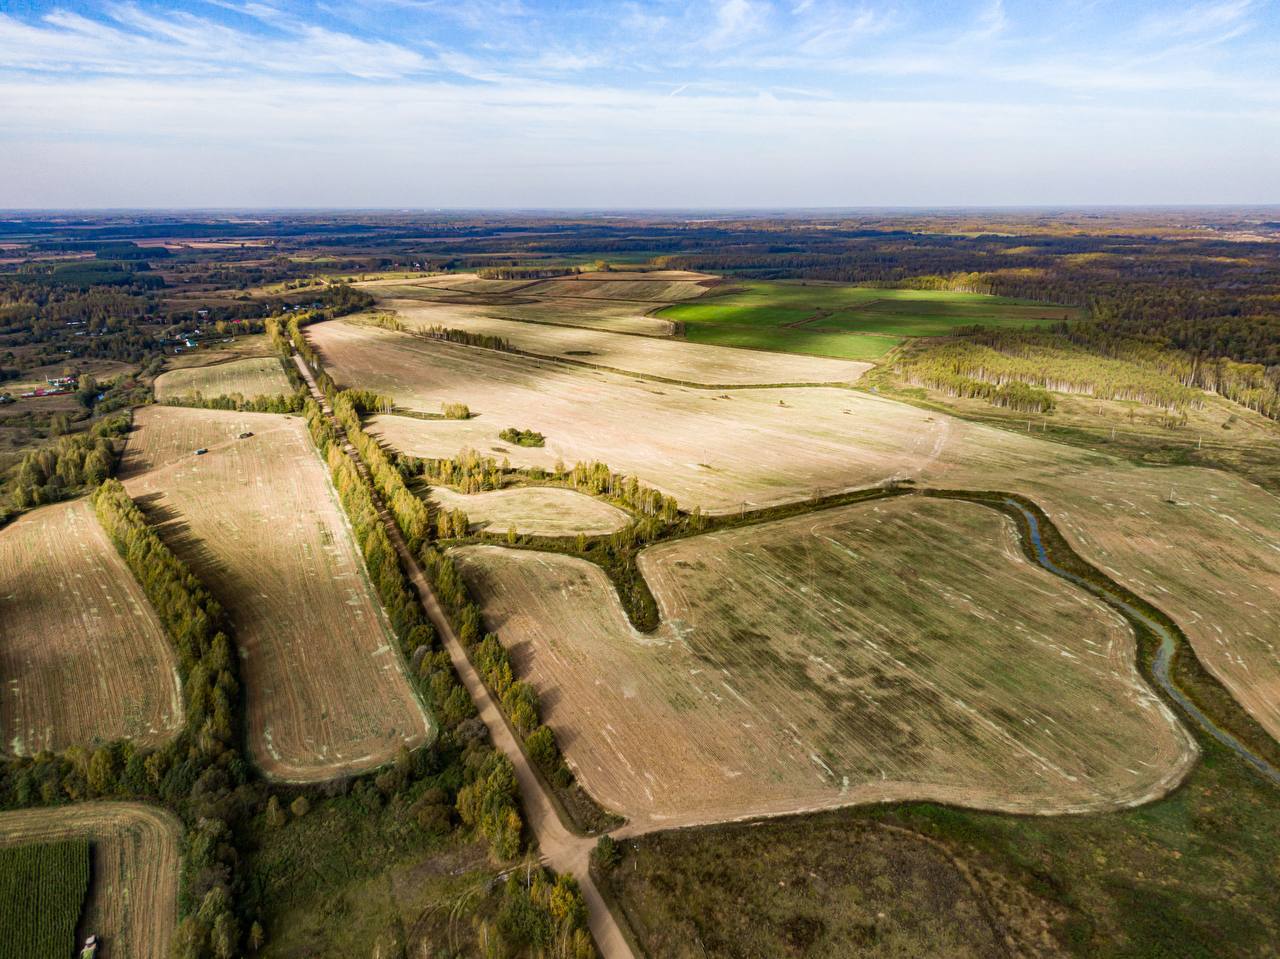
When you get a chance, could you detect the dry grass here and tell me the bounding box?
[154,356,292,400]
[121,406,433,782]
[0,802,181,959]
[427,485,629,536]
[0,499,181,756]
[381,302,871,385]
[453,497,1196,830]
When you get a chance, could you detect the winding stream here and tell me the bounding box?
[1004,497,1280,787]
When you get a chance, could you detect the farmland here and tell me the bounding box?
[314,319,947,510]
[657,282,1083,359]
[0,839,89,959]
[153,356,292,401]
[452,496,1196,830]
[0,499,181,756]
[120,405,433,781]
[0,803,181,959]
[356,270,714,336]
[317,318,1280,745]
[375,301,871,385]
[427,485,630,536]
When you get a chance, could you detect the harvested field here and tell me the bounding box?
[454,497,1196,828]
[490,298,675,336]
[520,276,711,301]
[383,302,871,385]
[317,321,944,509]
[121,406,432,781]
[0,802,181,959]
[427,485,629,536]
[0,499,181,756]
[318,321,1280,746]
[154,356,291,401]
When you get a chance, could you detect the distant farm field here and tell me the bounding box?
[659,282,1081,358]
[0,499,181,756]
[0,803,181,959]
[121,406,432,781]
[453,497,1195,829]
[154,356,291,401]
[381,302,871,385]
[0,839,89,959]
[427,485,630,536]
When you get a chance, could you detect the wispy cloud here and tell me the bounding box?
[0,0,1275,206]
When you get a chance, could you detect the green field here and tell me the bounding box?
[658,282,1080,359]
[0,840,90,959]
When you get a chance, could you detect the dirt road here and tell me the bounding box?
[293,353,635,959]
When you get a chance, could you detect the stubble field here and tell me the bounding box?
[316,318,1280,746]
[377,301,871,385]
[0,499,182,756]
[153,356,292,401]
[453,497,1196,830]
[426,485,630,536]
[0,802,181,959]
[121,406,433,782]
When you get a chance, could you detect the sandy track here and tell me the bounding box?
[427,485,629,536]
[0,802,181,959]
[121,406,433,781]
[454,497,1197,830]
[0,499,181,756]
[154,356,291,400]
[381,301,871,385]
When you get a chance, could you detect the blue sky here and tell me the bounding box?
[0,0,1277,207]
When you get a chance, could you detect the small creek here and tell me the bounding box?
[1002,497,1280,787]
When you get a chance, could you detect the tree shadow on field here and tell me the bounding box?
[132,491,232,585]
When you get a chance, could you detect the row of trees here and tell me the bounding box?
[161,390,306,414]
[90,480,248,957]
[303,397,535,868]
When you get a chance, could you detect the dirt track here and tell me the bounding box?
[292,355,635,959]
[0,802,181,959]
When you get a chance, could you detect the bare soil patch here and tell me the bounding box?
[0,499,181,756]
[453,497,1195,830]
[0,802,181,959]
[121,406,432,781]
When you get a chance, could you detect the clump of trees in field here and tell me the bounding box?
[499,426,545,447]
[441,401,471,420]
[481,869,596,958]
[5,414,128,513]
